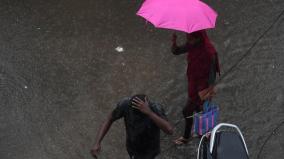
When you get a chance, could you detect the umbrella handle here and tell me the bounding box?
[144,20,149,26]
[172,32,177,43]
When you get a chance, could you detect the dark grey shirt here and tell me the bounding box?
[110,98,167,156]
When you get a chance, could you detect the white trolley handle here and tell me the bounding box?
[209,123,249,155]
[197,134,207,159]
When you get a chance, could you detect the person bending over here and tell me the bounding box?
[91,94,173,159]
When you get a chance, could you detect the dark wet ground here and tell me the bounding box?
[0,0,284,159]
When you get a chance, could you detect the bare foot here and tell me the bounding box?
[173,136,189,145]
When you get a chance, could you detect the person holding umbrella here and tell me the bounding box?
[171,30,220,145]
[90,94,173,159]
[136,0,220,145]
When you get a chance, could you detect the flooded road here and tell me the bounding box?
[0,0,284,158]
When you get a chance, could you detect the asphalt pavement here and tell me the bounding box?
[0,0,284,158]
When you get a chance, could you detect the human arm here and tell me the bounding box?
[132,97,174,135]
[90,113,113,158]
[171,33,190,55]
[90,99,127,158]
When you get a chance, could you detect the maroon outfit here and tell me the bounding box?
[172,30,220,139]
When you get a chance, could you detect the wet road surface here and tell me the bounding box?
[1,0,284,158]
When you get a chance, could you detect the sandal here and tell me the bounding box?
[173,136,189,145]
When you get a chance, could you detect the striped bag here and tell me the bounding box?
[193,100,219,136]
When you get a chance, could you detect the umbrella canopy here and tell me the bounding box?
[137,0,218,33]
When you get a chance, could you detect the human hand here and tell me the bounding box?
[90,144,101,159]
[199,86,216,101]
[132,97,152,115]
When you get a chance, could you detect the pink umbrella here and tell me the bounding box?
[137,0,218,33]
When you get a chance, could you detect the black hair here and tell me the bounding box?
[130,94,147,103]
[129,94,148,107]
